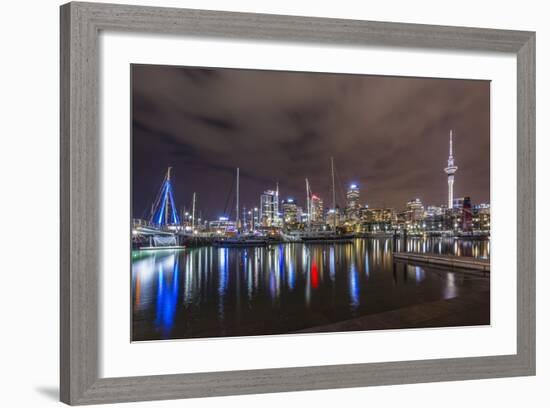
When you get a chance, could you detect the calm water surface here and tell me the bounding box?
[131,238,490,341]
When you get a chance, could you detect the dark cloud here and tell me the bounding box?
[182,112,238,131]
[132,64,490,220]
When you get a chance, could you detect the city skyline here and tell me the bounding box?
[131,64,491,341]
[132,65,490,220]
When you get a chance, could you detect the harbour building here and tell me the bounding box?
[406,198,425,222]
[346,183,360,222]
[260,190,278,227]
[454,196,473,232]
[282,198,301,227]
[310,194,324,224]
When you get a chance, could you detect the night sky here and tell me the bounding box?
[132,64,490,221]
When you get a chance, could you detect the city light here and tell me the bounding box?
[133,131,489,242]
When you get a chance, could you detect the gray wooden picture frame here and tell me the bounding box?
[60,1,536,405]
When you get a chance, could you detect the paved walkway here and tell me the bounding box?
[294,290,490,333]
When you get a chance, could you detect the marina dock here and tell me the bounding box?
[393,252,490,272]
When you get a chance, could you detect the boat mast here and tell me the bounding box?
[306,178,311,232]
[165,167,172,226]
[191,192,196,231]
[275,181,279,226]
[331,157,336,230]
[236,168,240,232]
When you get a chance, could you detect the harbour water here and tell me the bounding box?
[131,237,490,341]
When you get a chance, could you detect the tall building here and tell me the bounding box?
[310,194,324,223]
[406,198,424,222]
[461,196,473,232]
[454,196,473,232]
[260,190,277,226]
[424,205,445,230]
[444,130,458,209]
[252,207,260,229]
[274,183,280,226]
[346,183,360,221]
[281,198,300,226]
[473,203,490,231]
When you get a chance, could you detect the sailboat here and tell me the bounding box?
[301,158,353,244]
[213,168,269,247]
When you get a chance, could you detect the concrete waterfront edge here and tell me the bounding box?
[60,2,536,405]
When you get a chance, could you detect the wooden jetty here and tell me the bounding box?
[393,252,490,272]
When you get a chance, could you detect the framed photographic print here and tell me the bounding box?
[60,1,535,405]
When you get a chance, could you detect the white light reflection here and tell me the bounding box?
[414,266,425,284]
[329,246,336,282]
[444,272,458,299]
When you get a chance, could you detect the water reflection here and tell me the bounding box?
[132,238,490,341]
[404,236,490,259]
[154,257,178,336]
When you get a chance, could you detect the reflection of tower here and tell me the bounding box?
[444,130,458,209]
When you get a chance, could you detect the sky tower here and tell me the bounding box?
[444,130,458,209]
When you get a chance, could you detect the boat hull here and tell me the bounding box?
[213,239,268,248]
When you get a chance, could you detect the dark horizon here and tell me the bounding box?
[132,64,490,221]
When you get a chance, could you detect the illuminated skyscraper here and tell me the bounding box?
[310,194,324,223]
[274,182,280,226]
[444,130,458,209]
[346,183,360,221]
[260,190,277,226]
[473,203,491,231]
[282,198,300,226]
[454,196,473,232]
[252,207,260,229]
[406,198,424,221]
